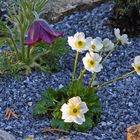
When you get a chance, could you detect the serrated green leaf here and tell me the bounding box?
[32,100,48,116]
[74,117,93,132]
[91,102,101,114]
[67,81,86,97]
[51,118,72,130]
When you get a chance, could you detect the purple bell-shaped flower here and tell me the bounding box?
[26,19,63,46]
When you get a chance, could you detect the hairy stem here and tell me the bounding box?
[27,46,31,62]
[78,68,86,81]
[101,42,119,64]
[96,70,135,89]
[21,29,25,61]
[89,72,97,87]
[72,51,79,81]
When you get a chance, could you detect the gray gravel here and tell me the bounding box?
[0,1,140,140]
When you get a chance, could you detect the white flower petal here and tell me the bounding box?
[114,28,121,39]
[61,104,70,119]
[68,36,75,48]
[92,64,103,72]
[61,103,69,112]
[114,28,130,45]
[120,34,129,45]
[91,53,102,63]
[103,38,114,51]
[136,72,140,76]
[74,116,85,125]
[131,63,135,69]
[96,37,102,42]
[61,96,89,125]
[74,32,85,40]
[85,37,93,50]
[83,52,102,73]
[103,38,110,45]
[79,102,89,113]
[92,38,103,52]
[68,32,91,52]
[82,57,87,67]
[78,114,86,122]
[85,52,92,60]
[134,56,140,65]
[68,96,81,105]
[62,112,70,120]
[64,116,74,123]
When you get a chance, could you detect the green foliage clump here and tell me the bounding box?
[33,81,101,132]
[114,0,140,16]
[0,0,68,76]
[0,38,68,76]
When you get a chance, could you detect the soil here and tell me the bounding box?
[109,5,140,37]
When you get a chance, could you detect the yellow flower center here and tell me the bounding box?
[136,64,140,72]
[87,59,96,68]
[91,44,96,50]
[69,104,80,116]
[75,40,85,49]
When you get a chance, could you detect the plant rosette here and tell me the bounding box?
[33,30,139,132]
[33,80,101,131]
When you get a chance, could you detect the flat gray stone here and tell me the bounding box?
[0,130,16,140]
[44,0,103,23]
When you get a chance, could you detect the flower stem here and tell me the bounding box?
[10,37,19,60]
[96,70,135,89]
[78,68,86,81]
[101,42,119,64]
[21,29,25,61]
[27,47,31,62]
[89,72,97,87]
[14,16,25,61]
[72,51,79,81]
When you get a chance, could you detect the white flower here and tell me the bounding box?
[68,32,91,52]
[102,38,114,51]
[114,28,130,45]
[82,52,103,73]
[88,37,103,52]
[61,96,89,125]
[132,56,140,76]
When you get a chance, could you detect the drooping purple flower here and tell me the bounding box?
[25,19,63,46]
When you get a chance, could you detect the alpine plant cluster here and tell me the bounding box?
[60,28,140,125]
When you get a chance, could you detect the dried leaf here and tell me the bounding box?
[42,127,68,136]
[25,135,34,140]
[5,107,19,120]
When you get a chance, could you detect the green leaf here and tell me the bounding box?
[51,118,72,130]
[0,38,8,46]
[91,102,101,114]
[0,20,11,40]
[32,37,69,73]
[33,87,67,117]
[32,100,48,116]
[67,81,86,97]
[74,117,93,132]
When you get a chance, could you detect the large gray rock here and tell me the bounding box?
[0,130,16,140]
[43,0,104,23]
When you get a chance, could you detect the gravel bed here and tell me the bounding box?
[0,1,140,140]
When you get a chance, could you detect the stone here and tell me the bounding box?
[0,130,16,140]
[28,102,33,107]
[43,0,104,23]
[127,124,140,140]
